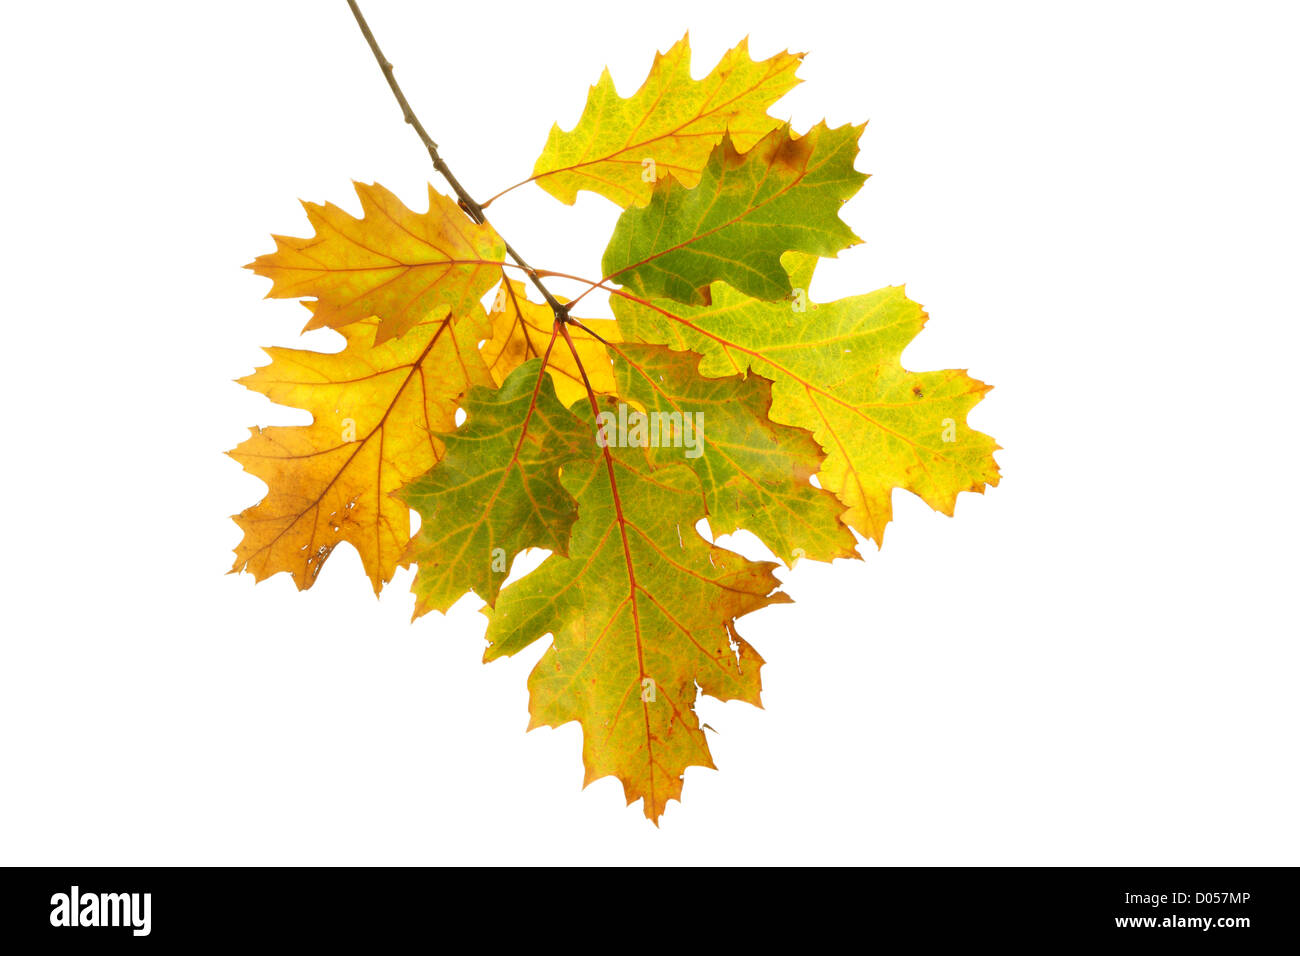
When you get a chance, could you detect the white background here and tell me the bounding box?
[1,0,1296,865]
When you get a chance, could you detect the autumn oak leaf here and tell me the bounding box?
[609,343,856,565]
[482,440,789,823]
[229,306,492,592]
[247,182,506,343]
[600,122,866,305]
[398,360,595,617]
[528,35,803,209]
[613,253,1002,545]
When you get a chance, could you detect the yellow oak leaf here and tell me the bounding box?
[247,182,505,343]
[613,253,1001,546]
[229,305,492,592]
[482,278,620,407]
[528,35,803,209]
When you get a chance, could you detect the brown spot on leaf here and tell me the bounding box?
[770,130,813,172]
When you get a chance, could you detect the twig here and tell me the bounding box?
[345,0,570,323]
[347,3,644,710]
[563,315,615,348]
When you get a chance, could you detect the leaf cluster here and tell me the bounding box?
[231,35,1000,821]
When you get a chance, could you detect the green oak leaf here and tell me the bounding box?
[600,122,866,305]
[398,359,596,617]
[610,342,856,564]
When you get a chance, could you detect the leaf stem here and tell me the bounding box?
[344,0,570,324]
[554,319,655,807]
[480,177,535,211]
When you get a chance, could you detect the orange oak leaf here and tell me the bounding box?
[247,182,506,343]
[229,304,492,592]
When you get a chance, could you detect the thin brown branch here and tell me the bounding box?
[345,0,570,323]
[564,316,616,349]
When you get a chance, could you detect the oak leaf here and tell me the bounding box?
[529,35,803,209]
[398,360,594,617]
[482,438,789,822]
[613,253,1001,545]
[247,182,505,343]
[229,306,491,592]
[610,343,856,564]
[601,123,866,305]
